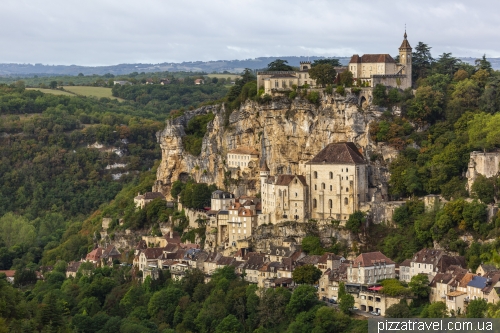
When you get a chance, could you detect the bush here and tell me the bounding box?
[306,91,320,105]
[336,86,345,96]
[351,87,361,95]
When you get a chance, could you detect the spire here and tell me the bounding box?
[399,28,411,50]
[260,159,270,172]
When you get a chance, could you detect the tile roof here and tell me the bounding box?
[0,270,16,278]
[228,146,259,155]
[86,248,103,261]
[399,32,412,50]
[349,54,396,64]
[141,247,165,260]
[353,252,395,267]
[274,174,307,186]
[307,142,366,165]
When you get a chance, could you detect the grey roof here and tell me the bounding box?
[468,276,488,289]
[307,142,366,165]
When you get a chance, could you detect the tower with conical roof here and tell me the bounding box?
[399,30,412,87]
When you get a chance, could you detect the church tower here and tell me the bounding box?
[399,30,412,87]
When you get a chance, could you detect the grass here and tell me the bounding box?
[63,86,124,101]
[206,74,241,80]
[26,88,76,96]
[27,86,124,101]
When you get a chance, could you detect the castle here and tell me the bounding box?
[256,31,413,93]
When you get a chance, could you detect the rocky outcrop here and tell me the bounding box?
[153,92,391,200]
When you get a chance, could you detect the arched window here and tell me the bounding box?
[313,171,318,179]
[329,172,333,179]
[284,190,287,197]
[344,198,348,205]
[346,187,349,192]
[330,185,333,191]
[328,199,332,209]
[313,199,317,208]
[321,183,325,190]
[314,185,317,190]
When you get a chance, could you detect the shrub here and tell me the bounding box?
[336,86,346,96]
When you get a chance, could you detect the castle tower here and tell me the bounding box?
[300,61,311,71]
[399,30,412,86]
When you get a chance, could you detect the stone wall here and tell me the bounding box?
[466,151,500,192]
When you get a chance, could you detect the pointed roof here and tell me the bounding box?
[399,31,412,50]
[307,142,366,165]
[260,159,270,172]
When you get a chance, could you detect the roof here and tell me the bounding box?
[411,248,444,265]
[353,252,395,267]
[143,192,165,200]
[307,142,366,165]
[399,259,412,267]
[67,261,82,273]
[399,32,412,50]
[349,54,396,64]
[101,245,121,258]
[228,146,259,156]
[447,291,467,297]
[0,270,15,278]
[260,158,270,172]
[86,248,103,261]
[468,276,488,289]
[273,174,307,186]
[141,247,165,260]
[269,74,297,78]
[478,264,499,274]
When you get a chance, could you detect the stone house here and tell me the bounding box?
[211,190,235,211]
[136,247,165,271]
[407,248,466,283]
[476,264,499,277]
[257,62,317,95]
[100,245,121,265]
[66,261,82,278]
[260,162,308,224]
[466,151,500,193]
[306,142,368,222]
[258,261,282,288]
[85,248,103,264]
[227,199,258,247]
[134,192,165,209]
[347,251,396,284]
[242,253,266,284]
[227,146,259,169]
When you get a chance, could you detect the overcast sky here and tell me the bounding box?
[2,0,499,66]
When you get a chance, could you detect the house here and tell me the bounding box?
[0,270,16,283]
[347,251,396,284]
[242,253,266,284]
[226,199,258,248]
[66,261,82,278]
[476,264,499,277]
[113,80,132,85]
[194,79,204,85]
[399,259,412,282]
[227,147,259,169]
[86,247,103,264]
[136,247,165,271]
[211,190,235,211]
[407,248,466,282]
[100,245,121,265]
[160,78,171,85]
[134,192,165,209]
[306,142,368,222]
[257,62,317,95]
[260,169,309,224]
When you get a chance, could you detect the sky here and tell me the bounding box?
[2,0,499,66]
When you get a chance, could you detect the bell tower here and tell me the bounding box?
[399,30,412,87]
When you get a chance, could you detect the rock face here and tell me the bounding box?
[154,92,390,202]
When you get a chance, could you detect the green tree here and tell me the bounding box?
[49,81,58,89]
[475,54,493,74]
[385,302,411,318]
[471,175,496,204]
[292,264,322,285]
[412,42,434,81]
[339,293,354,314]
[286,285,318,317]
[308,64,336,87]
[312,306,350,333]
[345,211,365,234]
[301,236,324,255]
[421,301,447,318]
[467,299,488,318]
[267,59,293,71]
[338,71,354,87]
[409,274,430,299]
[215,314,243,333]
[312,58,341,67]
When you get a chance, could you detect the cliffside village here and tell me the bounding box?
[42,31,500,318]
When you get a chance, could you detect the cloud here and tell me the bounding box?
[0,0,498,65]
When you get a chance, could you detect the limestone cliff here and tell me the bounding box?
[153,92,394,201]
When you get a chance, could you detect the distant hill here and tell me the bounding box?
[0,56,499,77]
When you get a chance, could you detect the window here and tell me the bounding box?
[313,171,318,179]
[329,172,333,179]
[321,183,325,190]
[328,199,332,209]
[295,192,297,197]
[346,168,348,172]
[314,185,317,190]
[330,185,332,191]
[344,198,348,205]
[282,80,286,87]
[313,199,317,208]
[275,80,278,87]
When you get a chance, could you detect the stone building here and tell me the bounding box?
[466,151,500,193]
[347,251,396,284]
[306,142,368,222]
[260,159,308,224]
[348,31,412,89]
[257,62,317,95]
[211,190,235,211]
[134,192,165,209]
[227,199,258,247]
[227,146,259,169]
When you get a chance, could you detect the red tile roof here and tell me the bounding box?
[353,252,395,267]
